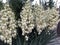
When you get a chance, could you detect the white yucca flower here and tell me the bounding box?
[2,0,7,3]
[20,0,34,36]
[33,4,59,34]
[0,3,16,45]
[25,35,29,41]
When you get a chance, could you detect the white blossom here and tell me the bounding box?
[2,0,7,3]
[0,3,16,45]
[25,35,29,41]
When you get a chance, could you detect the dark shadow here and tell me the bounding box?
[0,1,4,11]
[58,6,60,15]
[10,0,27,45]
[43,2,48,10]
[9,0,23,20]
[57,21,60,36]
[0,39,9,45]
[12,37,16,45]
[12,26,25,45]
[9,0,27,20]
[43,0,54,10]
[49,0,54,9]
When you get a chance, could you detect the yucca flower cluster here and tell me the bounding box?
[20,0,59,40]
[0,3,16,45]
[33,5,59,34]
[20,0,34,36]
[19,0,35,40]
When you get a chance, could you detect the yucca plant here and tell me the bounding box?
[13,0,59,45]
[0,0,59,45]
[19,0,59,36]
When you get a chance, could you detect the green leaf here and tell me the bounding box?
[15,28,56,45]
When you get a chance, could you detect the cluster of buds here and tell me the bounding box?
[33,5,59,35]
[0,4,16,45]
[20,0,59,40]
[20,0,34,36]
